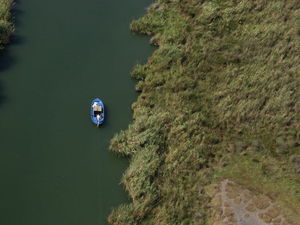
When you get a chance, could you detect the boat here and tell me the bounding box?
[90,98,105,126]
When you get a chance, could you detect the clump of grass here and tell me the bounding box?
[0,0,14,48]
[109,0,300,224]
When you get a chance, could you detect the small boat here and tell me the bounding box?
[90,98,105,126]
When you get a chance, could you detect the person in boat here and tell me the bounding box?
[93,102,102,117]
[96,114,101,121]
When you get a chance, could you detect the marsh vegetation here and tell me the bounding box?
[109,0,300,224]
[0,0,13,48]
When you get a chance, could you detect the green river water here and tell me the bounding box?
[0,0,152,224]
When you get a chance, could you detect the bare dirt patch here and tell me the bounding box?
[209,179,299,225]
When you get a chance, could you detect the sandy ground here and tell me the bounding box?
[209,179,298,225]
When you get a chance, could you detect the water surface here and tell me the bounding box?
[0,0,152,224]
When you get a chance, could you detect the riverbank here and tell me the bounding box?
[109,0,300,224]
[0,0,14,48]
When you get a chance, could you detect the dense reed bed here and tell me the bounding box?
[108,0,300,224]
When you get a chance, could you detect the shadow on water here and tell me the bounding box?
[0,82,6,106]
[12,0,23,27]
[0,4,25,107]
[0,44,15,107]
